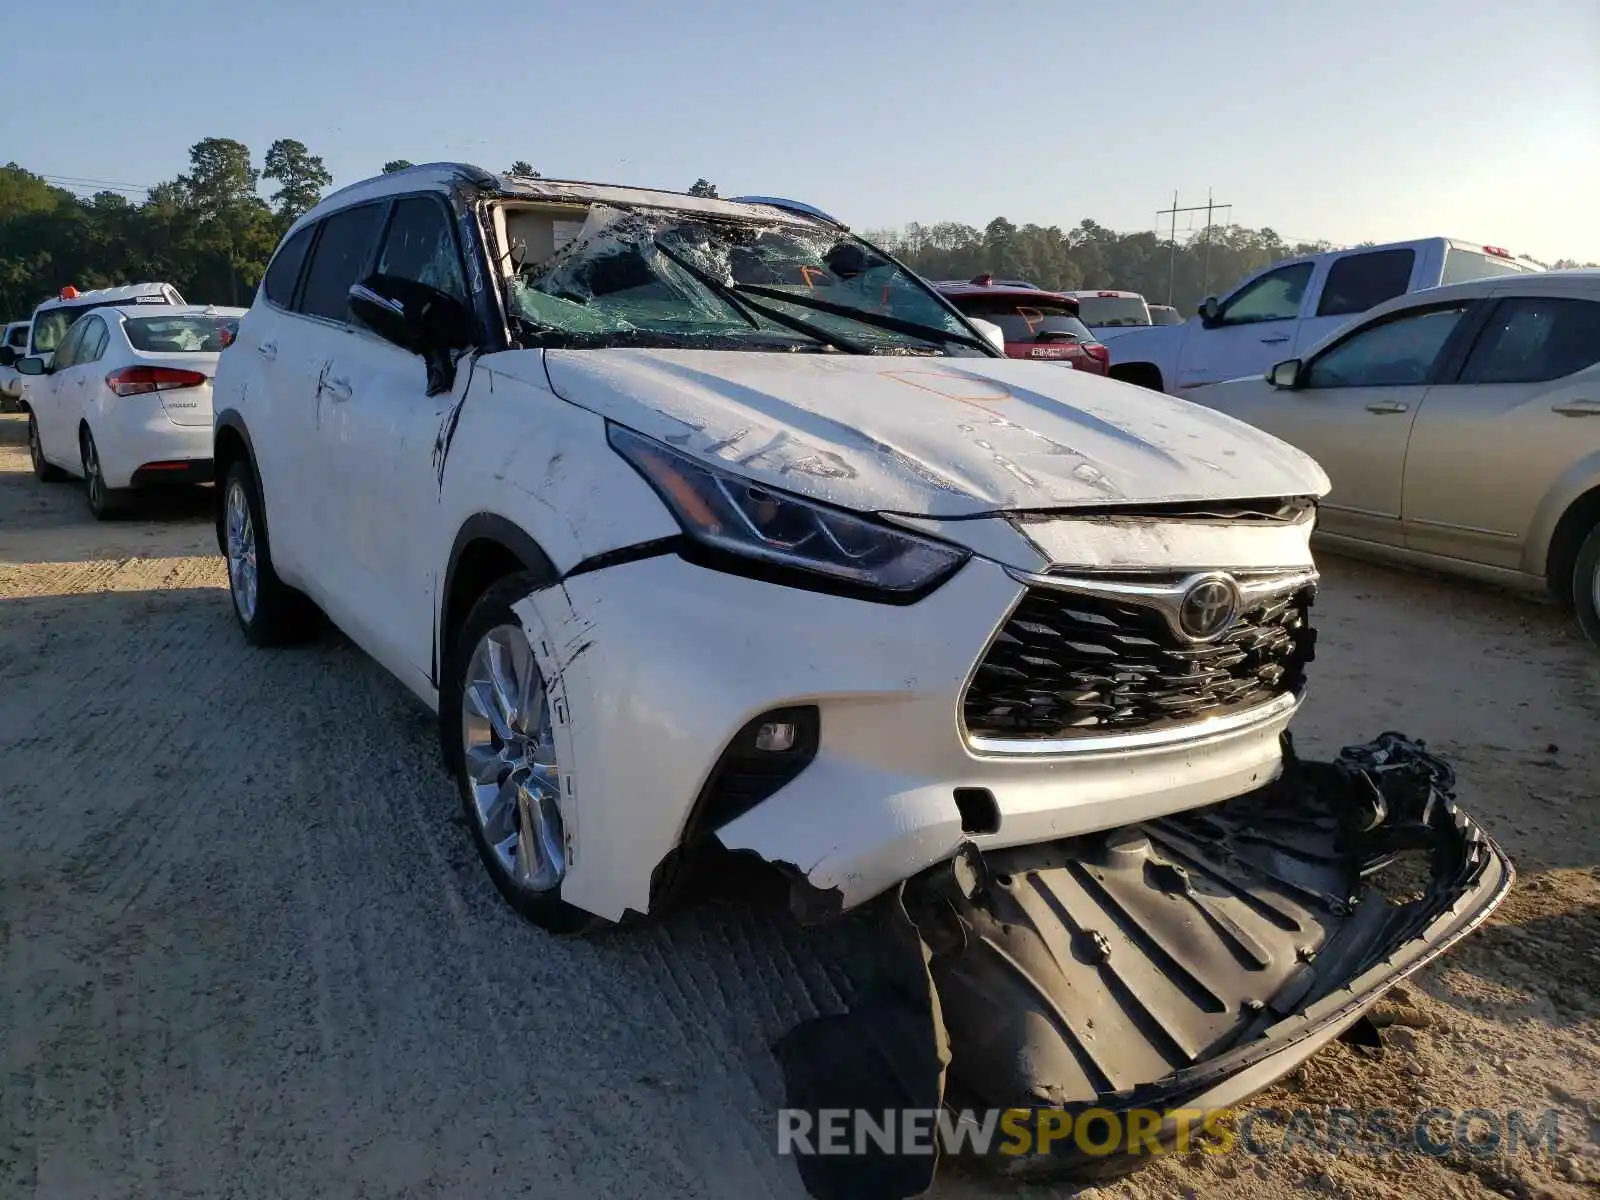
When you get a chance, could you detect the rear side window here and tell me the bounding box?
[263,224,315,309]
[298,203,386,322]
[78,317,109,364]
[1316,249,1415,317]
[376,197,467,300]
[946,295,1092,344]
[1458,297,1600,384]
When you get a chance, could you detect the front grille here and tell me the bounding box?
[963,577,1316,742]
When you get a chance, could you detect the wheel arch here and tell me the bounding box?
[437,514,559,687]
[212,411,260,556]
[1542,480,1600,609]
[1109,361,1165,392]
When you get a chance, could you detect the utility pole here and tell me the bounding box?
[1156,190,1232,305]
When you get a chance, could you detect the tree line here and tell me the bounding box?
[2,136,1592,321]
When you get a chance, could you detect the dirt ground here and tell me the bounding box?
[0,410,1594,1200]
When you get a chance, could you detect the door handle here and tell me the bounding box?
[1552,399,1600,417]
[320,375,353,403]
[1259,334,1290,344]
[1365,400,1409,414]
[257,340,277,361]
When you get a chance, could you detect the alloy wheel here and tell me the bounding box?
[83,435,105,510]
[225,478,259,622]
[460,624,566,893]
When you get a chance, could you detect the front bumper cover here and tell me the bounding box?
[774,731,1513,1198]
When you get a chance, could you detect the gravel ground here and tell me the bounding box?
[0,411,1595,1200]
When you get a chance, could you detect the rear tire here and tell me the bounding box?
[222,459,317,646]
[1573,524,1600,647]
[441,572,604,935]
[81,428,126,520]
[28,412,68,481]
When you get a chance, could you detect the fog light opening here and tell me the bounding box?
[953,787,1000,835]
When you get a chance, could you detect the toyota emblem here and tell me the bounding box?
[1178,575,1240,641]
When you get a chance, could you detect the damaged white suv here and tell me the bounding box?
[214,166,1508,1180]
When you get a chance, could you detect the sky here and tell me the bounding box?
[3,0,1598,263]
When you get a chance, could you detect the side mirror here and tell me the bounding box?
[1267,358,1303,389]
[349,274,474,396]
[16,355,46,376]
[1198,296,1223,328]
[0,346,16,368]
[967,318,1007,355]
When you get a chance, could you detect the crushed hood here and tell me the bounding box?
[532,349,1329,517]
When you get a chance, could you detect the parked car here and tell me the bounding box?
[1105,238,1542,394]
[22,282,187,370]
[1148,303,1184,325]
[1062,289,1152,328]
[211,165,1507,1174]
[0,320,30,410]
[16,303,243,517]
[934,277,1109,373]
[1187,269,1600,644]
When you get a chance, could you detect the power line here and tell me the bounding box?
[1156,189,1232,304]
[38,173,154,195]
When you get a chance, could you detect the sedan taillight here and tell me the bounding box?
[105,366,209,397]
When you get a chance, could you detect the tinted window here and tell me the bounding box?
[5,325,27,349]
[51,318,89,368]
[125,314,239,352]
[1458,297,1600,385]
[1316,249,1415,317]
[944,295,1092,344]
[298,203,386,322]
[376,197,467,299]
[1305,304,1469,388]
[1075,296,1150,327]
[1441,248,1532,286]
[78,317,109,364]
[263,223,315,309]
[1220,263,1313,325]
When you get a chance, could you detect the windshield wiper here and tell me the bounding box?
[730,283,992,354]
[650,239,872,356]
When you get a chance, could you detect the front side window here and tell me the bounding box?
[1458,297,1600,385]
[5,324,27,350]
[125,314,240,353]
[263,224,315,309]
[944,295,1093,345]
[1316,249,1416,317]
[1220,263,1313,325]
[298,203,386,322]
[1305,304,1469,388]
[506,205,981,355]
[50,318,89,369]
[376,197,468,300]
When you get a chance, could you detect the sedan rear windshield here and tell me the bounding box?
[1075,296,1152,327]
[125,314,239,352]
[945,295,1093,344]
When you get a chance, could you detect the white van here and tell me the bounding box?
[1104,238,1542,394]
[0,320,30,409]
[25,283,187,367]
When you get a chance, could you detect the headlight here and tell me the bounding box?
[608,424,969,600]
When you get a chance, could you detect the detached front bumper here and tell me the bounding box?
[776,733,1513,1197]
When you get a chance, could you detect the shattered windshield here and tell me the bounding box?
[506,205,985,356]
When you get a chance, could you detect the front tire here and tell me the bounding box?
[222,459,317,646]
[28,413,68,481]
[1573,524,1600,647]
[441,573,602,934]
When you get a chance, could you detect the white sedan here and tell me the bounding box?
[18,304,246,518]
